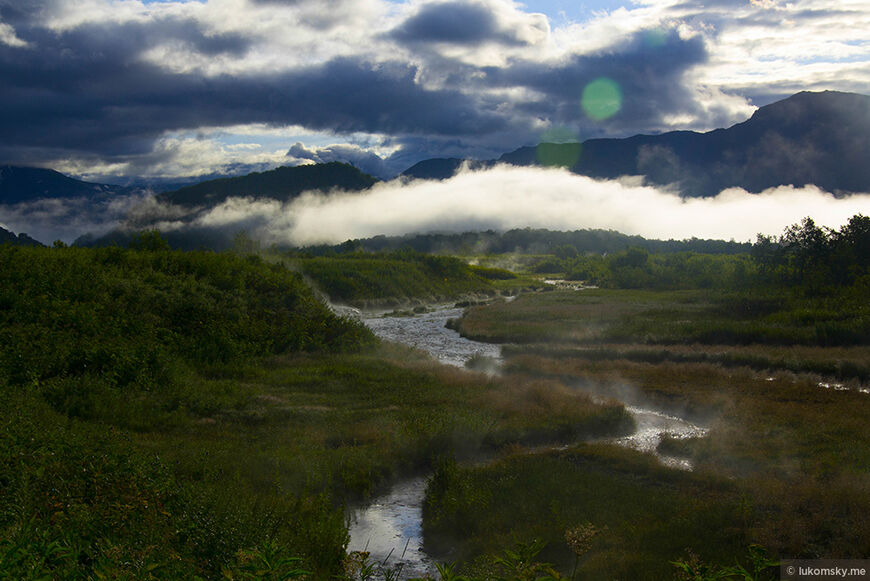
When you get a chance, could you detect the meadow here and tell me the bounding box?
[1,215,867,580]
[0,240,628,579]
[424,217,870,579]
[293,251,512,307]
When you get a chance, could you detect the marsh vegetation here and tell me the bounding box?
[0,242,627,578]
[1,215,867,579]
[427,215,870,579]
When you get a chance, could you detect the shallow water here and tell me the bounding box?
[346,477,435,578]
[362,306,501,368]
[345,306,501,576]
[615,406,707,470]
[347,303,706,578]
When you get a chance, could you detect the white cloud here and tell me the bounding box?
[0,192,154,244]
[0,21,29,48]
[53,133,292,180]
[11,0,870,180]
[668,0,870,96]
[170,164,870,246]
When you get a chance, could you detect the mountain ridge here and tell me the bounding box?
[0,225,44,247]
[408,90,870,196]
[157,162,378,209]
[5,91,867,205]
[0,165,135,204]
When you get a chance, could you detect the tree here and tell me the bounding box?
[232,230,259,255]
[553,244,579,260]
[128,230,171,252]
[750,233,782,277]
[780,217,829,282]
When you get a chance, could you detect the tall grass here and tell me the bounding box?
[454,289,870,348]
[296,252,495,305]
[0,243,634,578]
[423,444,750,580]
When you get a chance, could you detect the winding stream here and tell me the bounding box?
[362,305,501,368]
[346,303,706,577]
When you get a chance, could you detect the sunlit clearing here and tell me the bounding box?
[582,77,622,121]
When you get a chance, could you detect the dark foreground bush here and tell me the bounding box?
[0,245,372,426]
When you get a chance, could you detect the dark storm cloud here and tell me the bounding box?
[257,58,507,136]
[481,29,713,133]
[0,0,763,179]
[0,9,508,169]
[390,1,522,46]
[0,0,46,24]
[0,14,253,160]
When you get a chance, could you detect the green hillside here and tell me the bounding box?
[158,162,377,208]
[296,251,499,305]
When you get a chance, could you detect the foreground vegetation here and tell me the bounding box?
[3,215,866,579]
[424,216,870,578]
[0,239,629,579]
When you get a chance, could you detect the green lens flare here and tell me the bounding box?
[644,28,668,48]
[536,127,581,168]
[581,78,622,121]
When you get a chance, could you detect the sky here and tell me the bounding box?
[1,0,869,183]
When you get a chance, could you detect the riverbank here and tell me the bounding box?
[349,301,714,579]
[420,288,870,579]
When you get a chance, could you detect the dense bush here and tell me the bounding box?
[0,394,348,579]
[752,214,870,289]
[297,250,493,303]
[0,244,372,425]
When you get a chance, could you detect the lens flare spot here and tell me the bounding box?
[643,28,668,48]
[536,127,581,168]
[581,78,622,121]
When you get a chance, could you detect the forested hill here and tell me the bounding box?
[299,228,752,256]
[0,242,372,420]
[158,162,377,208]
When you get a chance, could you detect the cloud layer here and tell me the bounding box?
[1,0,867,180]
[133,165,870,247]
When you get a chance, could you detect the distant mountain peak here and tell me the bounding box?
[0,165,131,204]
[0,224,44,247]
[489,90,870,196]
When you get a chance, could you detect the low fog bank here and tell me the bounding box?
[217,165,870,246]
[0,192,154,245]
[6,165,870,246]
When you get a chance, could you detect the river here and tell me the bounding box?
[361,305,501,368]
[346,303,706,578]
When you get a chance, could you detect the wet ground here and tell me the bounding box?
[348,303,707,578]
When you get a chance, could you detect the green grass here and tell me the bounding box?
[296,252,497,306]
[1,346,634,578]
[454,289,870,347]
[0,245,634,578]
[503,343,870,386]
[423,444,751,581]
[5,238,868,579]
[422,285,870,578]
